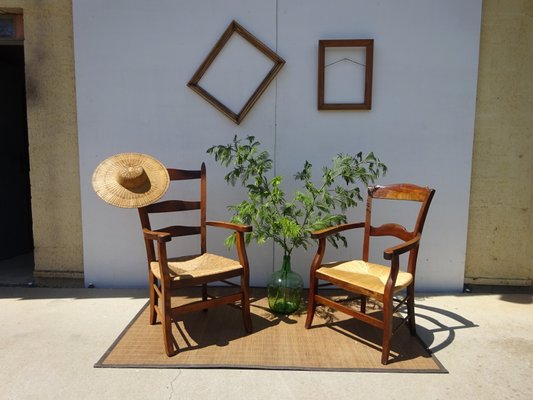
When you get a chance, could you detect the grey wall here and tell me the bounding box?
[74,0,482,290]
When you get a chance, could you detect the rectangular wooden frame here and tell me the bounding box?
[188,20,285,125]
[318,39,373,110]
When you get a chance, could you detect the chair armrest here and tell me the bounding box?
[311,222,365,239]
[206,220,253,233]
[142,228,172,242]
[383,234,421,260]
[207,221,252,273]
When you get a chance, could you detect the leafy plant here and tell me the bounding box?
[207,135,387,257]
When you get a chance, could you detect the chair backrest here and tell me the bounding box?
[138,163,206,262]
[362,183,435,273]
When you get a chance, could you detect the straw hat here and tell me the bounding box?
[92,153,170,208]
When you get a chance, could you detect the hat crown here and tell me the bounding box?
[116,165,148,190]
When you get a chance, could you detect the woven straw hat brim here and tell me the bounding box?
[92,153,170,208]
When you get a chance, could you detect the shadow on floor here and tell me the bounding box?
[414,303,478,354]
[464,284,533,305]
[0,252,34,287]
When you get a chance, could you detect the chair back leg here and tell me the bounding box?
[148,273,158,325]
[360,295,367,314]
[407,285,417,335]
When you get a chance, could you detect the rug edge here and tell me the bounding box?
[94,300,447,374]
[94,362,447,374]
[94,301,150,368]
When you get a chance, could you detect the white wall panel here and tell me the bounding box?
[74,0,482,290]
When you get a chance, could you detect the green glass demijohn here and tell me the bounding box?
[267,255,304,314]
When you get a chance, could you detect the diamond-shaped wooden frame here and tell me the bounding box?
[187,20,285,125]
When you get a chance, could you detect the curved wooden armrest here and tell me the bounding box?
[142,228,172,242]
[206,220,253,233]
[311,222,365,239]
[207,221,252,271]
[383,234,421,260]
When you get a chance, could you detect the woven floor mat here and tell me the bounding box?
[95,288,446,373]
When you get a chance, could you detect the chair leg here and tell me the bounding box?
[360,295,367,314]
[148,273,158,325]
[202,283,208,312]
[407,285,417,335]
[305,277,318,329]
[381,298,393,365]
[240,276,252,333]
[161,295,177,357]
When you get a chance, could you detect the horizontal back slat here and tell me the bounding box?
[370,184,431,202]
[168,168,202,180]
[155,225,201,237]
[370,223,414,241]
[144,200,201,214]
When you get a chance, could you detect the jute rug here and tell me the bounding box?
[95,288,446,373]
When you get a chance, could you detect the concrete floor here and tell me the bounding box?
[0,285,532,400]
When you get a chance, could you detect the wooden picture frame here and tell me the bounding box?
[188,20,285,125]
[318,39,374,110]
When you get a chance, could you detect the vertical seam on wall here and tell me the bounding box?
[272,0,279,272]
[274,0,279,177]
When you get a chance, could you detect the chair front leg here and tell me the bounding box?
[381,255,401,364]
[161,287,177,357]
[381,295,393,365]
[306,238,326,329]
[235,231,252,333]
[154,239,177,356]
[305,276,318,329]
[240,274,252,333]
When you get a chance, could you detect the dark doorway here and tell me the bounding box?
[0,45,34,266]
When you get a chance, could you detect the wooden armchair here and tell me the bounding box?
[138,163,252,356]
[305,183,435,364]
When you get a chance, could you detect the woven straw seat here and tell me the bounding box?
[316,260,413,298]
[150,253,243,281]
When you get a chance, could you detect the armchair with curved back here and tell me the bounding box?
[305,183,435,364]
[138,163,253,356]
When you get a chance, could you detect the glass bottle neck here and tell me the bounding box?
[281,255,291,272]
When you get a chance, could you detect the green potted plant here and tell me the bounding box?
[208,135,387,314]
